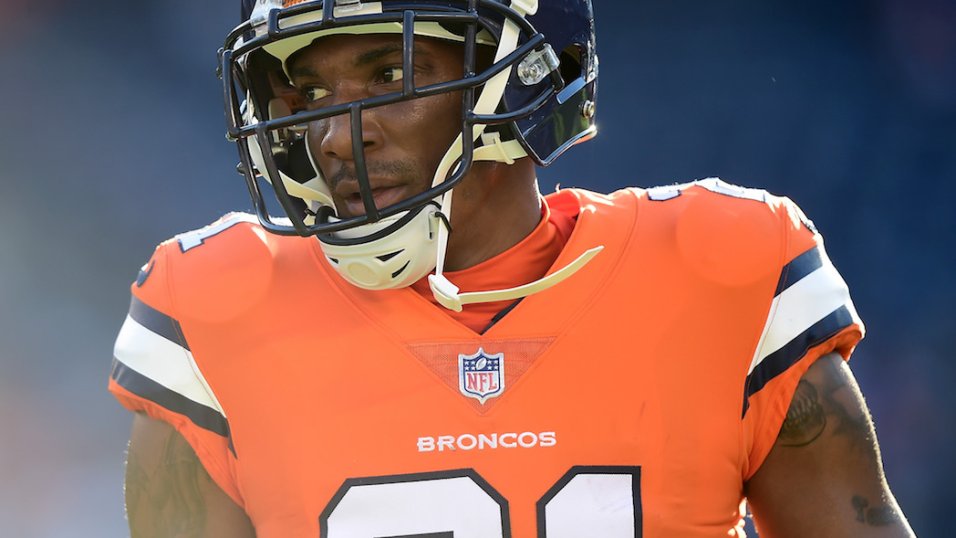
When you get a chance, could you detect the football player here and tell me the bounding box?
[110,0,915,536]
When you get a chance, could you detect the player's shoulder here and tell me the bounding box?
[636,178,817,241]
[639,177,810,224]
[552,178,810,223]
[632,178,821,285]
[147,212,275,287]
[135,212,303,322]
[160,212,271,257]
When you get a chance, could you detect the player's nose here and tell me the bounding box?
[316,102,383,162]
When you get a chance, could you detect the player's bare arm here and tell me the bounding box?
[745,353,914,537]
[126,413,256,538]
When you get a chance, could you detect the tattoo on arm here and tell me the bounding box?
[780,357,871,451]
[852,495,902,527]
[777,355,906,530]
[126,426,213,537]
[777,380,826,446]
[818,359,872,446]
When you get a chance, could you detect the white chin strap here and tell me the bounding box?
[422,1,603,312]
[425,133,604,311]
[427,246,604,312]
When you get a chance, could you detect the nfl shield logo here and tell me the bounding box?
[458,348,505,404]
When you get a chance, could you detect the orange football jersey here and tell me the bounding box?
[110,179,863,537]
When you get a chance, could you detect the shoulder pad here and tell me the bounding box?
[642,178,802,287]
[163,213,278,323]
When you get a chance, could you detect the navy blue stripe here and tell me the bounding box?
[128,295,190,351]
[111,359,229,438]
[774,247,823,296]
[742,305,854,417]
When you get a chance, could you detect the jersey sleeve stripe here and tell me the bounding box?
[748,246,855,376]
[742,244,862,416]
[742,305,855,416]
[111,359,231,438]
[128,295,190,351]
[113,313,229,434]
[773,244,823,296]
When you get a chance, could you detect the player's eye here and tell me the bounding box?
[380,66,404,84]
[302,86,331,103]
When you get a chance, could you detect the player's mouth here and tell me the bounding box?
[340,185,409,218]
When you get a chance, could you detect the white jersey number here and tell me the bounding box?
[176,213,257,252]
[647,177,769,203]
[319,467,642,537]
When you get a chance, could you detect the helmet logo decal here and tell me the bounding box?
[459,348,505,404]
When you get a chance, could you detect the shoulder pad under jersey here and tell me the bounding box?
[163,212,279,323]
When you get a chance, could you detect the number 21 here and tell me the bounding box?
[319,466,643,537]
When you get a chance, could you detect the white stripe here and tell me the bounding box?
[113,315,226,416]
[747,260,855,375]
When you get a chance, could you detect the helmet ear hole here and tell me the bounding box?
[559,45,584,85]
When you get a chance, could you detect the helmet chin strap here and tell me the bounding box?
[423,1,604,312]
[426,133,604,313]
[427,245,604,312]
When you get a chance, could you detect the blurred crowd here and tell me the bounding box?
[0,0,952,535]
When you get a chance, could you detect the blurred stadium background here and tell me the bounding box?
[1,0,953,535]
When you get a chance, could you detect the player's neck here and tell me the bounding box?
[443,159,541,271]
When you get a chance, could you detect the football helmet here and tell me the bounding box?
[220,0,598,295]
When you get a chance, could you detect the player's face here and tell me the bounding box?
[288,34,464,218]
